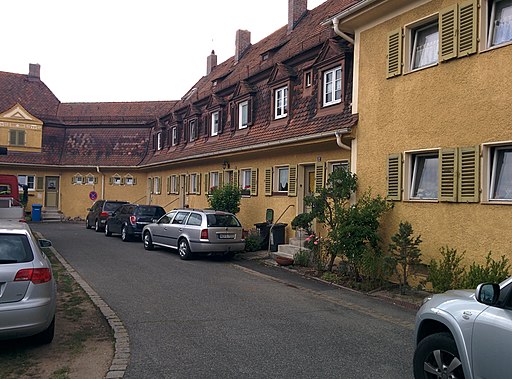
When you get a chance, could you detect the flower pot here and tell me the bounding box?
[275,255,294,266]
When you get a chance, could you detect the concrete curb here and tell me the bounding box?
[45,243,130,378]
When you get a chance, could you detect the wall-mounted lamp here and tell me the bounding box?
[222,160,230,170]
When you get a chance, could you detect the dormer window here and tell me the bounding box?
[171,127,178,146]
[211,111,219,136]
[189,119,198,142]
[274,87,288,119]
[9,130,26,146]
[305,72,312,87]
[238,101,249,129]
[323,66,342,106]
[262,52,270,61]
[156,132,163,150]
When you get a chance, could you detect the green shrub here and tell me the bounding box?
[244,229,263,252]
[360,246,394,289]
[207,184,241,214]
[321,272,340,283]
[427,246,465,293]
[462,252,510,289]
[389,221,422,294]
[291,213,314,234]
[294,249,311,267]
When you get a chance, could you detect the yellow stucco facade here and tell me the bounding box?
[351,0,512,264]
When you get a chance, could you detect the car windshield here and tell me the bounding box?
[207,214,241,227]
[104,202,126,211]
[0,234,33,264]
[138,206,164,217]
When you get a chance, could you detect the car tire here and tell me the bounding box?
[178,239,193,260]
[105,223,112,237]
[94,219,101,232]
[413,332,464,379]
[143,232,154,250]
[121,225,131,242]
[86,219,91,229]
[35,316,55,345]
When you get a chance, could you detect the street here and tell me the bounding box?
[32,222,416,378]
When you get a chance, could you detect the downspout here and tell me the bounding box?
[96,166,105,200]
[335,129,351,151]
[332,17,354,45]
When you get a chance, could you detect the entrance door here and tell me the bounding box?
[304,166,315,213]
[45,176,59,208]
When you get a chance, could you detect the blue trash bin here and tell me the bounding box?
[32,204,43,222]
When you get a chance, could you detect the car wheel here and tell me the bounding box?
[178,239,193,260]
[121,225,131,242]
[143,232,154,250]
[94,219,101,232]
[35,316,55,344]
[413,332,464,379]
[105,223,112,237]
[86,218,91,229]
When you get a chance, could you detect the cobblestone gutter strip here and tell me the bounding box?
[45,243,130,379]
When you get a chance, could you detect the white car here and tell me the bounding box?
[0,221,56,343]
[413,276,512,379]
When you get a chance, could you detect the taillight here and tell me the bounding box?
[14,268,52,284]
[100,211,109,217]
[130,215,136,225]
[200,229,209,239]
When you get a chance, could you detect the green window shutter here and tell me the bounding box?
[314,162,325,193]
[94,176,98,184]
[167,176,171,194]
[19,131,26,146]
[185,175,190,195]
[250,168,258,196]
[9,130,16,145]
[148,178,153,194]
[196,173,201,195]
[176,176,180,194]
[71,176,76,184]
[386,28,402,78]
[219,172,224,187]
[36,176,44,191]
[458,0,477,57]
[264,168,273,196]
[387,153,402,200]
[204,173,209,194]
[132,177,137,185]
[120,177,125,185]
[458,145,480,203]
[440,5,458,62]
[109,177,113,185]
[439,148,458,202]
[233,170,239,188]
[157,177,162,194]
[288,165,297,197]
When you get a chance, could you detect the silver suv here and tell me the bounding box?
[142,209,245,260]
[413,276,512,379]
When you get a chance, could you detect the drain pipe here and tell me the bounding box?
[96,166,104,199]
[335,128,352,151]
[332,17,354,45]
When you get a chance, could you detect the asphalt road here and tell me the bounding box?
[32,222,416,379]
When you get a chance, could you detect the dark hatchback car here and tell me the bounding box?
[85,200,128,232]
[105,204,166,241]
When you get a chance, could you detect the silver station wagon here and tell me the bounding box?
[0,221,57,343]
[142,208,245,260]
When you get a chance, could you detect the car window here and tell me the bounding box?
[159,211,176,224]
[186,213,202,226]
[0,234,33,263]
[138,206,163,217]
[207,214,241,227]
[104,202,126,211]
[172,212,190,225]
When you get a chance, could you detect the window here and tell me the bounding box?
[488,0,512,47]
[86,176,95,185]
[18,175,35,190]
[409,152,439,200]
[172,127,178,146]
[323,66,342,106]
[410,21,439,70]
[239,101,248,129]
[305,72,312,87]
[169,175,179,194]
[274,87,288,119]
[154,176,161,195]
[329,161,349,174]
[277,167,289,192]
[241,169,251,191]
[111,175,122,186]
[489,145,512,200]
[125,176,135,185]
[189,120,197,142]
[211,112,219,136]
[157,132,162,150]
[210,171,220,192]
[189,173,199,194]
[186,213,203,226]
[9,130,26,146]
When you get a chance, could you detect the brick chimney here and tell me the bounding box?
[288,0,307,33]
[207,50,217,75]
[28,63,40,80]
[235,29,251,64]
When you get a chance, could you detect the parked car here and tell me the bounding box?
[413,276,512,379]
[0,221,56,343]
[142,208,245,260]
[86,200,128,232]
[105,204,166,241]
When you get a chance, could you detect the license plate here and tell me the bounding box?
[218,233,235,239]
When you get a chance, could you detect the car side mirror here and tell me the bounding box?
[38,239,52,248]
[475,283,500,306]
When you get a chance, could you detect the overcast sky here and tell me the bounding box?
[4,0,327,103]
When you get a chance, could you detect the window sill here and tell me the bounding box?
[272,192,289,196]
[404,199,439,203]
[316,102,344,118]
[481,200,512,206]
[404,62,438,75]
[480,40,512,54]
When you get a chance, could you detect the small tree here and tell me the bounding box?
[207,184,242,214]
[389,221,422,294]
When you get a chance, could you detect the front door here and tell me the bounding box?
[45,176,59,208]
[304,166,315,213]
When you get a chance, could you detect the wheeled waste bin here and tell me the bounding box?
[32,204,43,222]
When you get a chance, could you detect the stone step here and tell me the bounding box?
[41,210,63,222]
[276,244,304,258]
[289,237,308,247]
